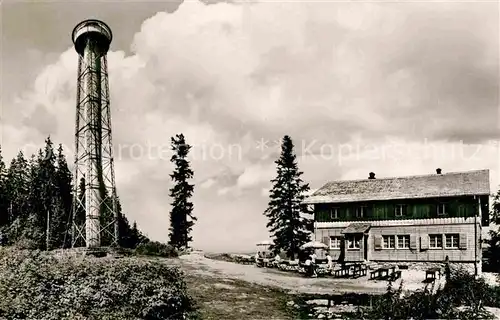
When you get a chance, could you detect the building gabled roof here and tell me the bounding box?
[305,169,490,204]
[341,223,371,234]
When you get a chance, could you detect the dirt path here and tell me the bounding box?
[160,252,500,319]
[177,252,387,295]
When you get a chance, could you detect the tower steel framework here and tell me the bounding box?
[70,19,119,248]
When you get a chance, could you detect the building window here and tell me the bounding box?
[356,206,367,218]
[346,235,361,250]
[458,205,466,217]
[437,203,446,216]
[331,207,340,220]
[382,235,395,249]
[329,236,342,250]
[395,204,407,217]
[397,235,410,249]
[445,234,459,249]
[429,234,443,249]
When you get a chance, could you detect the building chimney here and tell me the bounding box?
[368,172,376,179]
[436,168,442,174]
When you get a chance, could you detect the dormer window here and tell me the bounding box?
[458,204,466,217]
[356,206,367,218]
[330,207,340,220]
[395,204,407,217]
[437,203,446,216]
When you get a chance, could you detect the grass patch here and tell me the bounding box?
[184,273,299,320]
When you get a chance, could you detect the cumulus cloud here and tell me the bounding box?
[2,0,499,252]
[236,163,275,189]
[200,178,216,189]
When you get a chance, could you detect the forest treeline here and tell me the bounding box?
[0,137,148,250]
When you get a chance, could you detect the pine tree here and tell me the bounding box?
[115,196,149,249]
[24,151,45,248]
[0,147,8,230]
[485,188,500,271]
[118,200,133,248]
[264,135,312,259]
[131,221,139,247]
[5,151,30,243]
[55,144,73,248]
[25,137,59,250]
[20,137,61,250]
[168,134,195,250]
[40,137,60,250]
[0,147,8,245]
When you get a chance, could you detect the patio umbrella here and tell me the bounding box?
[300,241,328,250]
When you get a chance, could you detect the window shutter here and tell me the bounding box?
[322,236,330,247]
[420,235,429,250]
[374,235,382,250]
[410,234,417,250]
[459,233,468,250]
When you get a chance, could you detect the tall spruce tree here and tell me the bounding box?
[168,134,195,250]
[55,144,73,248]
[38,137,60,250]
[126,221,148,248]
[485,188,500,271]
[264,135,312,259]
[6,151,30,243]
[117,198,133,248]
[24,151,45,248]
[0,147,8,231]
[23,138,60,249]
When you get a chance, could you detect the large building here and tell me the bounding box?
[305,169,490,274]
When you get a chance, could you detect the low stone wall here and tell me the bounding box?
[366,261,479,274]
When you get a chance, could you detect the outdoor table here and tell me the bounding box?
[334,264,351,278]
[334,268,349,277]
[352,263,367,277]
[426,268,441,280]
[370,266,395,279]
[383,265,396,276]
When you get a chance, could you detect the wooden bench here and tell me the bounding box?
[370,269,380,280]
[370,266,395,280]
[316,266,330,276]
[352,264,367,278]
[334,267,350,278]
[425,268,441,281]
[387,270,402,281]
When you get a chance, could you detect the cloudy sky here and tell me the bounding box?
[1,0,499,252]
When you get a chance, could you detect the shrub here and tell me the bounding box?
[134,241,178,258]
[441,268,493,307]
[11,237,40,250]
[356,269,498,320]
[0,247,196,319]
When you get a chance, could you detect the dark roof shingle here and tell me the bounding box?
[305,169,490,204]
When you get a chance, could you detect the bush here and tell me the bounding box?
[11,237,40,250]
[355,269,498,320]
[135,241,178,258]
[0,247,196,319]
[441,268,493,307]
